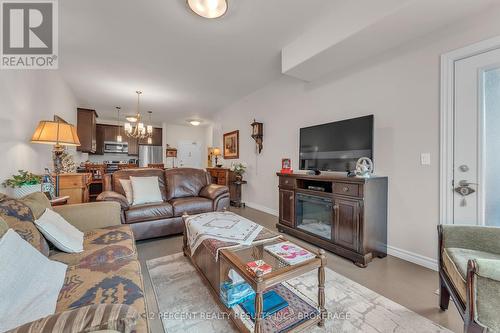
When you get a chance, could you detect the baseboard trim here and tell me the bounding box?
[244,202,279,217]
[387,245,438,271]
[242,203,438,271]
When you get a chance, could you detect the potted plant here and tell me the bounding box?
[230,162,247,182]
[2,170,42,198]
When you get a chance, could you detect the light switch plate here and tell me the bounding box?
[420,153,431,165]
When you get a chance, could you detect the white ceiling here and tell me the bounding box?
[60,0,499,124]
[59,0,341,123]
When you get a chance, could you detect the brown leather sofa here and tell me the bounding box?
[97,168,230,240]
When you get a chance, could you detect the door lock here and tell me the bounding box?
[454,180,477,207]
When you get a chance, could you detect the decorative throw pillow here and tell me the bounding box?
[19,192,52,219]
[0,229,67,332]
[0,216,8,238]
[119,179,134,204]
[7,304,139,333]
[34,208,84,253]
[0,197,50,256]
[130,176,163,205]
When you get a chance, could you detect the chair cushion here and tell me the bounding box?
[56,257,147,332]
[0,197,50,256]
[49,225,137,266]
[442,247,500,302]
[164,168,210,200]
[170,197,213,217]
[125,202,174,224]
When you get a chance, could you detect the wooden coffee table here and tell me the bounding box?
[183,228,327,333]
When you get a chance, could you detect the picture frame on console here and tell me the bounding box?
[223,130,239,159]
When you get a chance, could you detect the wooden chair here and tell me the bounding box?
[118,163,138,170]
[148,163,165,169]
[84,163,106,201]
[438,224,500,333]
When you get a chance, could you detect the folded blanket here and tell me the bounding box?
[185,211,278,260]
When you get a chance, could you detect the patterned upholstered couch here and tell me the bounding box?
[0,192,147,332]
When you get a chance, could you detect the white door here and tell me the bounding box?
[453,47,500,226]
[177,141,202,168]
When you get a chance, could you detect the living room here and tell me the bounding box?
[1,0,500,332]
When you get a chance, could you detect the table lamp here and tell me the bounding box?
[31,116,81,196]
[212,147,222,167]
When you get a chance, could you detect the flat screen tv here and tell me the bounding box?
[299,115,373,172]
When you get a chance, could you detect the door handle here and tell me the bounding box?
[458,180,477,187]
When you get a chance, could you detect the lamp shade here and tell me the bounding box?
[31,120,81,146]
[212,147,221,156]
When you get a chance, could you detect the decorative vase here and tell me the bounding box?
[7,184,42,198]
[235,174,243,182]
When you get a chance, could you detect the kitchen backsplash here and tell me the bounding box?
[87,153,138,163]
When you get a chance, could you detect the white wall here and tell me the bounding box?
[0,71,85,184]
[163,124,211,168]
[212,8,500,267]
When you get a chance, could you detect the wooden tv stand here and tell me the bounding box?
[276,172,388,267]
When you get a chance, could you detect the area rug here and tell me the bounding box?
[146,253,452,333]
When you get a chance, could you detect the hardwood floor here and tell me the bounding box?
[136,206,462,333]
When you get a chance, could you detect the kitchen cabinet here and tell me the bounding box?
[138,127,162,146]
[92,124,138,156]
[76,108,98,153]
[103,125,121,142]
[95,124,105,155]
[127,136,138,156]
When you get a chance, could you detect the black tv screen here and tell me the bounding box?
[299,115,373,172]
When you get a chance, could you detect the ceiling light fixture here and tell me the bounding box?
[115,106,123,143]
[124,91,154,140]
[189,120,201,126]
[187,0,227,19]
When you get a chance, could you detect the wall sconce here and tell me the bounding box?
[251,119,263,154]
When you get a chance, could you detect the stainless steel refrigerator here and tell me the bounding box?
[138,145,163,167]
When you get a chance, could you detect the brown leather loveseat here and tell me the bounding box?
[97,168,229,240]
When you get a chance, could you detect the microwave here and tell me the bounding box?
[104,141,129,153]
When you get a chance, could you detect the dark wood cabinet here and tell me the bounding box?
[127,136,138,156]
[276,173,387,267]
[138,127,162,146]
[103,125,120,142]
[333,197,360,251]
[279,189,295,227]
[91,124,142,156]
[95,124,105,155]
[76,108,98,153]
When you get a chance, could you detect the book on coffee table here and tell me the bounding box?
[264,241,315,265]
[240,290,288,320]
[246,260,272,275]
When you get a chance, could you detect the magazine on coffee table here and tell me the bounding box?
[263,241,315,265]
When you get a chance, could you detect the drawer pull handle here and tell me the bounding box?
[285,180,289,184]
[343,186,349,192]
[289,196,293,200]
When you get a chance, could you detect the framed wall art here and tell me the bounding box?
[223,130,239,159]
